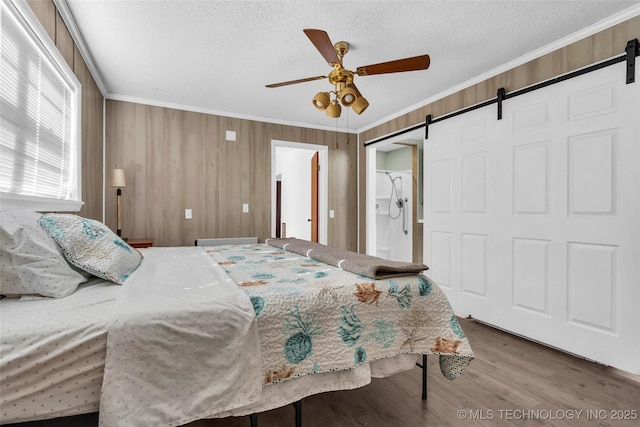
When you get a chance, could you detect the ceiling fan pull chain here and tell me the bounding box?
[346,109,350,144]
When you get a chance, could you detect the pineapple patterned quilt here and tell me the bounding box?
[206,244,474,384]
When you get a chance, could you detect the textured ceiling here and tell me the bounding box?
[64,0,639,132]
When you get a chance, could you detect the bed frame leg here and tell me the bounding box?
[292,400,302,427]
[415,354,428,400]
[249,413,258,427]
[422,354,428,400]
[249,401,300,427]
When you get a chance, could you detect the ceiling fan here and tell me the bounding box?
[266,29,431,118]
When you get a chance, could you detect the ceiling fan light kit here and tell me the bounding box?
[312,92,331,110]
[351,95,369,115]
[338,86,357,107]
[266,29,430,119]
[326,99,342,118]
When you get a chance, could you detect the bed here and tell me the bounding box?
[0,210,474,426]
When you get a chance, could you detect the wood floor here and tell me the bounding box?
[7,318,639,427]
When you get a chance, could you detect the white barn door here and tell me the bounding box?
[425,61,640,374]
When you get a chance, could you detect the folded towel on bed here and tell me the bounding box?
[265,237,428,280]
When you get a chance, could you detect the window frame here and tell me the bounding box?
[0,0,82,212]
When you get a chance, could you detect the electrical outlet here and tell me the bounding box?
[185,209,192,220]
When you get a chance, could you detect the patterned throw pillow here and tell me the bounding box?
[0,209,87,298]
[38,214,142,285]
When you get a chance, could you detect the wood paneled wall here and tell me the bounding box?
[27,0,637,254]
[105,101,358,249]
[357,16,640,254]
[27,0,105,220]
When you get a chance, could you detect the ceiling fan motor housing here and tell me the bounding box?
[328,67,356,108]
[328,68,354,88]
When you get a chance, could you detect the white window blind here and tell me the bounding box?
[0,0,82,211]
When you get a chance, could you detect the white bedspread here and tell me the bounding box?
[0,277,118,424]
[98,247,261,427]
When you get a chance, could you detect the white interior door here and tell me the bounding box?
[271,140,328,244]
[424,61,640,374]
[276,147,313,240]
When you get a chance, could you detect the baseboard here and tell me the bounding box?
[467,316,640,380]
[607,367,640,384]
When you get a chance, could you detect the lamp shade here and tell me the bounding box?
[112,168,126,188]
[325,99,341,118]
[339,86,358,107]
[351,96,369,115]
[312,92,330,110]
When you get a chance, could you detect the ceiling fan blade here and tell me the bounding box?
[265,75,326,88]
[349,82,363,96]
[303,29,340,66]
[356,54,431,76]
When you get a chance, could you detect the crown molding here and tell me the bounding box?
[48,0,640,135]
[358,3,640,134]
[53,0,108,96]
[106,93,358,134]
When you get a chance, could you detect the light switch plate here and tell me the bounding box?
[242,203,249,213]
[329,210,335,218]
[185,208,192,219]
[226,130,236,141]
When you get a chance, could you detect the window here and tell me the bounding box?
[0,0,82,211]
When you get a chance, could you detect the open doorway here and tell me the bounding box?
[271,140,328,244]
[366,130,424,263]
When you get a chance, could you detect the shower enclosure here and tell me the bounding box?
[375,170,412,262]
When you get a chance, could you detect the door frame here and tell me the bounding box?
[310,151,319,242]
[365,128,424,256]
[271,140,328,244]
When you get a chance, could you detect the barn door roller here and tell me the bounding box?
[626,38,638,84]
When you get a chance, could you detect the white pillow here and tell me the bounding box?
[38,214,141,285]
[0,209,87,298]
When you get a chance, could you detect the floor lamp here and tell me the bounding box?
[112,168,126,237]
